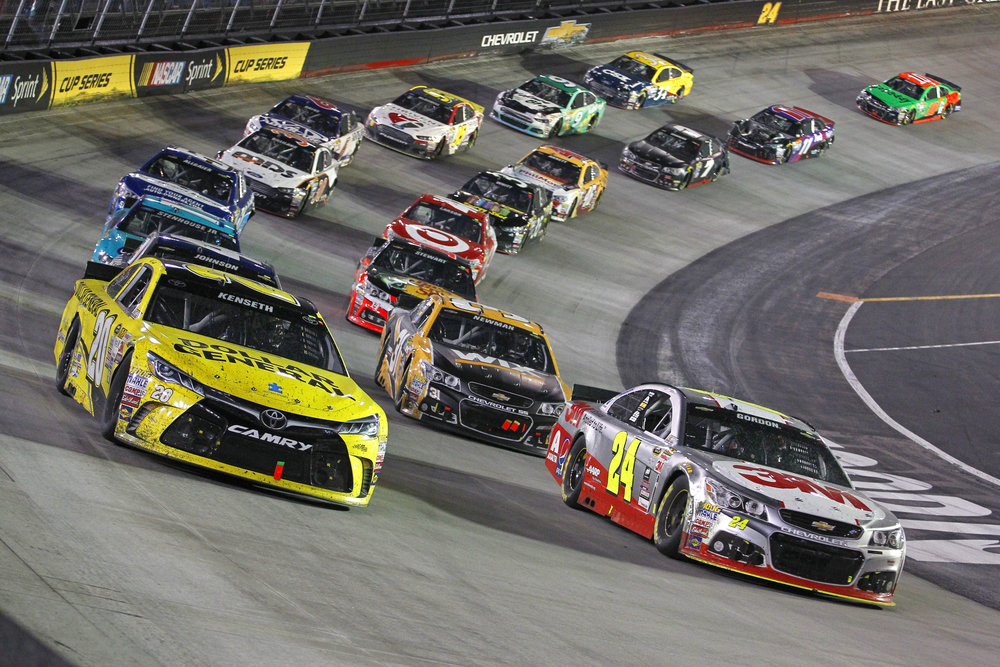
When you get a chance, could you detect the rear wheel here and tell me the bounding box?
[942,103,954,119]
[466,129,478,149]
[561,438,588,509]
[676,86,686,99]
[373,339,389,386]
[99,351,131,442]
[55,319,80,396]
[585,115,598,133]
[653,476,690,558]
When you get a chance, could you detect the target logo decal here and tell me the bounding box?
[403,224,470,254]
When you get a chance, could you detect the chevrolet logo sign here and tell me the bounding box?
[811,521,836,532]
[492,393,510,402]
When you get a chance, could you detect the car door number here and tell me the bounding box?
[86,310,117,386]
[606,431,642,503]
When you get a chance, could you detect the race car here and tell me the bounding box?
[218,126,338,218]
[365,86,483,159]
[93,196,240,266]
[54,258,387,507]
[620,124,730,190]
[382,194,496,285]
[451,171,552,254]
[728,105,835,165]
[109,147,254,232]
[375,294,569,455]
[856,72,962,125]
[500,145,608,222]
[491,75,606,138]
[547,384,905,605]
[583,52,693,109]
[107,232,280,289]
[245,94,364,167]
[347,238,477,334]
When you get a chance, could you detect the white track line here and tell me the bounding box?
[847,340,1000,353]
[834,300,1000,489]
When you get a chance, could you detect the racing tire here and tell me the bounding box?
[676,86,686,100]
[942,103,954,119]
[433,139,446,158]
[636,92,647,109]
[548,119,564,138]
[566,197,579,220]
[561,437,588,509]
[393,358,412,413]
[373,339,389,386]
[466,129,478,151]
[55,319,80,396]
[585,115,598,133]
[99,351,131,443]
[902,110,915,125]
[653,476,691,558]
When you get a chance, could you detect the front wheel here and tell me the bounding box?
[99,351,131,442]
[56,319,80,396]
[548,118,564,138]
[636,92,647,109]
[433,139,446,158]
[902,109,915,125]
[393,358,412,413]
[561,438,588,509]
[653,476,690,558]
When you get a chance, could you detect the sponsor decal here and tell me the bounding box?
[581,412,604,432]
[564,402,593,427]
[735,412,783,429]
[185,53,225,90]
[388,111,424,127]
[480,30,539,48]
[539,20,590,47]
[690,524,710,538]
[75,283,107,317]
[225,43,309,84]
[51,55,134,107]
[0,62,53,114]
[217,292,274,312]
[732,463,873,512]
[268,382,283,394]
[687,535,703,550]
[137,61,186,87]
[466,394,529,415]
[452,350,542,376]
[586,464,601,477]
[403,224,471,254]
[228,424,312,451]
[877,0,977,11]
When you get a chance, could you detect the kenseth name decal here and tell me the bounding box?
[228,425,312,451]
[217,292,274,312]
[481,30,539,48]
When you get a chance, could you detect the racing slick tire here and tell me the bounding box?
[561,437,588,509]
[99,351,131,442]
[373,339,389,387]
[548,119,564,138]
[585,115,598,133]
[902,109,915,125]
[433,139,446,158]
[676,86,686,100]
[393,358,412,413]
[943,103,954,119]
[636,92,647,109]
[466,129,478,150]
[56,318,80,396]
[653,475,691,558]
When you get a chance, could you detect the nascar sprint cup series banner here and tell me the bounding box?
[133,50,227,97]
[0,61,52,115]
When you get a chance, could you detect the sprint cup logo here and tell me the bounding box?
[0,70,50,107]
[137,53,223,89]
[137,61,185,87]
[186,54,224,87]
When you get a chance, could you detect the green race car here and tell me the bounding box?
[856,72,962,125]
[490,75,606,138]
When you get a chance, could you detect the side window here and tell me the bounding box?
[319,150,332,172]
[106,265,139,298]
[585,165,598,182]
[607,388,670,428]
[116,266,153,317]
[925,86,939,100]
[570,93,586,109]
[411,298,435,330]
[698,142,711,158]
[342,113,355,132]
[456,105,471,123]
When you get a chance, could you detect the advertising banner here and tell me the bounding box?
[133,49,227,97]
[0,61,53,115]
[51,55,135,107]
[225,43,310,85]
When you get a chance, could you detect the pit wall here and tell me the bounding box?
[0,0,992,115]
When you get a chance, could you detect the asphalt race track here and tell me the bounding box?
[2,8,1000,666]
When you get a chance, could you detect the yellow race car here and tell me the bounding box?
[54,258,387,507]
[583,51,694,109]
[375,294,570,456]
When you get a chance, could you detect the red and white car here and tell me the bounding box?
[383,194,497,284]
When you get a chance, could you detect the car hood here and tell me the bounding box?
[121,173,234,221]
[385,221,485,262]
[372,104,447,137]
[705,458,887,524]
[866,84,915,109]
[628,141,689,168]
[368,270,461,301]
[500,164,574,193]
[148,325,380,421]
[500,89,562,115]
[218,148,308,188]
[431,345,565,402]
[587,66,647,92]
[257,114,338,145]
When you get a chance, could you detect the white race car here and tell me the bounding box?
[219,126,339,218]
[365,86,483,159]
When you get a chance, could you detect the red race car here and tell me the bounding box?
[383,194,497,284]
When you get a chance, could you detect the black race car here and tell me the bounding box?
[619,123,729,190]
[450,171,553,254]
[346,238,477,334]
[728,105,835,164]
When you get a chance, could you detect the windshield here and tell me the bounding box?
[518,79,572,107]
[371,246,476,299]
[609,55,656,82]
[460,174,534,213]
[403,201,482,243]
[429,309,553,373]
[645,129,700,161]
[143,154,233,203]
[521,151,581,185]
[391,90,454,124]
[271,99,340,136]
[119,207,238,252]
[145,278,344,374]
[682,404,851,486]
[754,110,800,135]
[238,131,316,173]
[883,76,924,100]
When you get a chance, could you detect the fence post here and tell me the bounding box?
[357,0,368,22]
[225,0,241,32]
[136,0,157,37]
[180,0,198,35]
[90,0,114,43]
[4,0,27,48]
[269,0,283,28]
[47,0,70,44]
[445,0,455,17]
[401,0,411,19]
[314,0,326,25]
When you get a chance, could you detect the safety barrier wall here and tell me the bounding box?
[0,0,995,115]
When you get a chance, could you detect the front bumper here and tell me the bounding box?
[618,157,686,190]
[365,124,438,159]
[246,178,305,217]
[584,78,639,109]
[856,96,905,125]
[490,105,552,137]
[346,286,391,334]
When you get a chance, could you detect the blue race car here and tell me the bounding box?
[109,147,254,232]
[94,196,240,266]
[244,95,364,168]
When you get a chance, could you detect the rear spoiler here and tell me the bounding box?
[654,54,693,73]
[572,384,621,404]
[925,73,961,93]
[83,261,123,283]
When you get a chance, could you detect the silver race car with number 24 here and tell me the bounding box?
[546,384,905,605]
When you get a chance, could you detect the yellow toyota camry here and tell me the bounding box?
[54,258,387,507]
